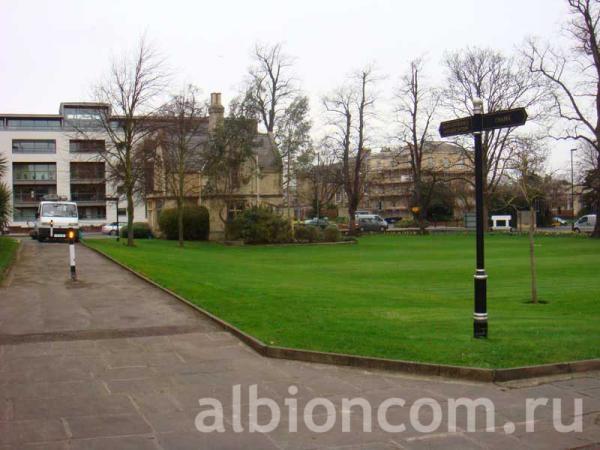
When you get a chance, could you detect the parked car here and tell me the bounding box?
[303,217,330,229]
[573,214,597,233]
[101,222,120,235]
[357,216,388,232]
[552,216,568,226]
[384,216,402,225]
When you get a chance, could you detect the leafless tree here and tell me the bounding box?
[394,58,442,233]
[506,137,549,304]
[524,0,600,237]
[156,85,206,247]
[442,47,546,230]
[296,143,344,217]
[236,43,311,221]
[89,37,169,246]
[323,66,377,233]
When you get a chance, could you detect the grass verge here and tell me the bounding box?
[85,234,600,368]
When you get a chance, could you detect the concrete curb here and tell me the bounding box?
[83,241,600,383]
[0,238,22,287]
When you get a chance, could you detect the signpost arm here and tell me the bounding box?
[472,98,488,338]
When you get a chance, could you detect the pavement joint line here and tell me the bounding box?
[0,324,209,345]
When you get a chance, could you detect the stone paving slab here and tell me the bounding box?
[0,241,598,449]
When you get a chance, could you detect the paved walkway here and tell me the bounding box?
[0,240,599,450]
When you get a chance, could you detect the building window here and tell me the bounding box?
[12,140,56,154]
[117,208,127,217]
[78,206,106,220]
[7,119,61,129]
[70,162,105,180]
[13,163,57,181]
[69,140,105,153]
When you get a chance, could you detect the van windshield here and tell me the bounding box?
[41,203,78,218]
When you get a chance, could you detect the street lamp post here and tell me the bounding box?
[472,98,488,339]
[571,148,577,231]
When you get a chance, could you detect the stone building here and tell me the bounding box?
[145,93,284,240]
[363,142,473,220]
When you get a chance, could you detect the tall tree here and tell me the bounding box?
[277,96,312,220]
[156,85,206,247]
[237,43,311,219]
[524,0,600,237]
[394,58,442,233]
[91,37,169,246]
[323,67,377,233]
[442,47,546,230]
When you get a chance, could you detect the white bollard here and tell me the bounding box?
[68,228,77,281]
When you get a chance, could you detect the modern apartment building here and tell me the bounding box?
[0,103,147,230]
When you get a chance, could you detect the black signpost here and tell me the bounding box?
[439,100,528,338]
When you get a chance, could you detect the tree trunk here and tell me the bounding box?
[177,200,184,248]
[528,208,538,304]
[126,188,135,247]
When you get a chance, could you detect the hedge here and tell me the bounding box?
[158,206,210,241]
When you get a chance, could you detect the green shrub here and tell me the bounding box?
[335,216,348,224]
[158,206,210,241]
[323,225,341,242]
[120,222,153,239]
[294,224,322,243]
[397,218,421,228]
[228,206,291,244]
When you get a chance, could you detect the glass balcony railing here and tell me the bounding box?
[13,172,57,182]
[71,193,106,202]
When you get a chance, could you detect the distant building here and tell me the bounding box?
[0,103,146,231]
[295,142,473,220]
[363,142,472,219]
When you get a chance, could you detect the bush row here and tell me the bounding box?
[227,207,342,244]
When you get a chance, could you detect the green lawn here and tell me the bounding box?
[85,234,600,368]
[0,237,19,282]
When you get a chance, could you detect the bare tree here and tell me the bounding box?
[442,47,546,229]
[241,43,297,133]
[394,58,442,233]
[506,137,549,304]
[90,37,169,246]
[237,43,311,221]
[156,85,206,247]
[296,144,344,217]
[323,67,377,233]
[524,0,600,237]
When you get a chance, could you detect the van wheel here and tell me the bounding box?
[574,228,581,233]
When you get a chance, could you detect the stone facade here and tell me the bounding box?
[145,93,284,240]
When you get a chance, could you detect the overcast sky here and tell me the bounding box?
[0,0,571,168]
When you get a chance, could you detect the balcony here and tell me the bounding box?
[13,172,57,185]
[70,175,105,185]
[71,193,106,206]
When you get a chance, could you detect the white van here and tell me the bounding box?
[33,201,79,242]
[573,214,597,233]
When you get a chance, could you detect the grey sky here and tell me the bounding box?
[0,0,570,166]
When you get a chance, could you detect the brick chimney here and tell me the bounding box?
[208,92,224,130]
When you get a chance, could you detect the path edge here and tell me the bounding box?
[82,241,600,383]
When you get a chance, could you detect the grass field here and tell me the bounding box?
[85,234,600,368]
[0,237,18,282]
